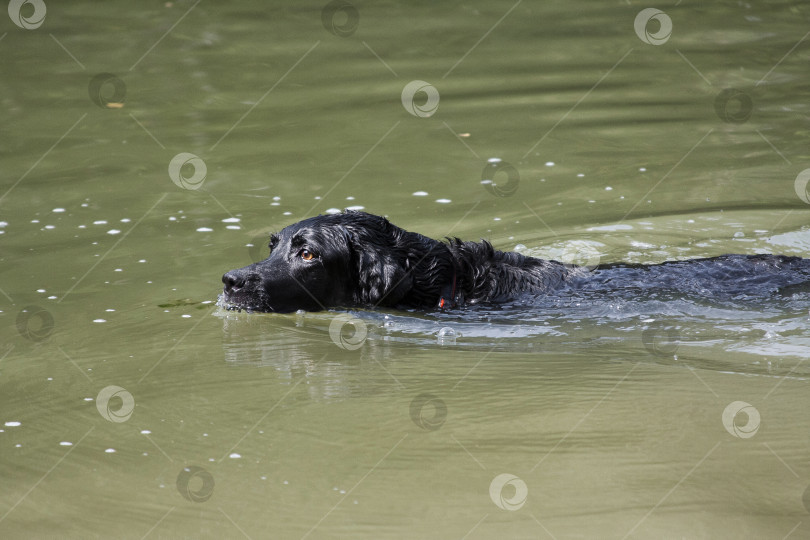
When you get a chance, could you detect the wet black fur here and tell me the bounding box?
[221,210,810,313]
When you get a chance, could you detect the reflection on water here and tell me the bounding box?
[4,0,810,537]
[217,289,810,380]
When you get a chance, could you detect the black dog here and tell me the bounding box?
[221,210,810,313]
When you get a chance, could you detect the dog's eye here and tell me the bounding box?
[300,249,315,261]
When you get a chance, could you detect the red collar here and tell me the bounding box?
[438,270,457,310]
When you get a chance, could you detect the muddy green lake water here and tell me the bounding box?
[2,1,810,538]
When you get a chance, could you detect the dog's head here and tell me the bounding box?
[221,211,450,313]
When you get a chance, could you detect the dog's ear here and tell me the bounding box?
[340,225,412,306]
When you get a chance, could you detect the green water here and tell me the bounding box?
[3,1,810,538]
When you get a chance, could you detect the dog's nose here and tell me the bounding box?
[222,271,245,293]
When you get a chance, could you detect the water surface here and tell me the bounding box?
[2,1,810,538]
